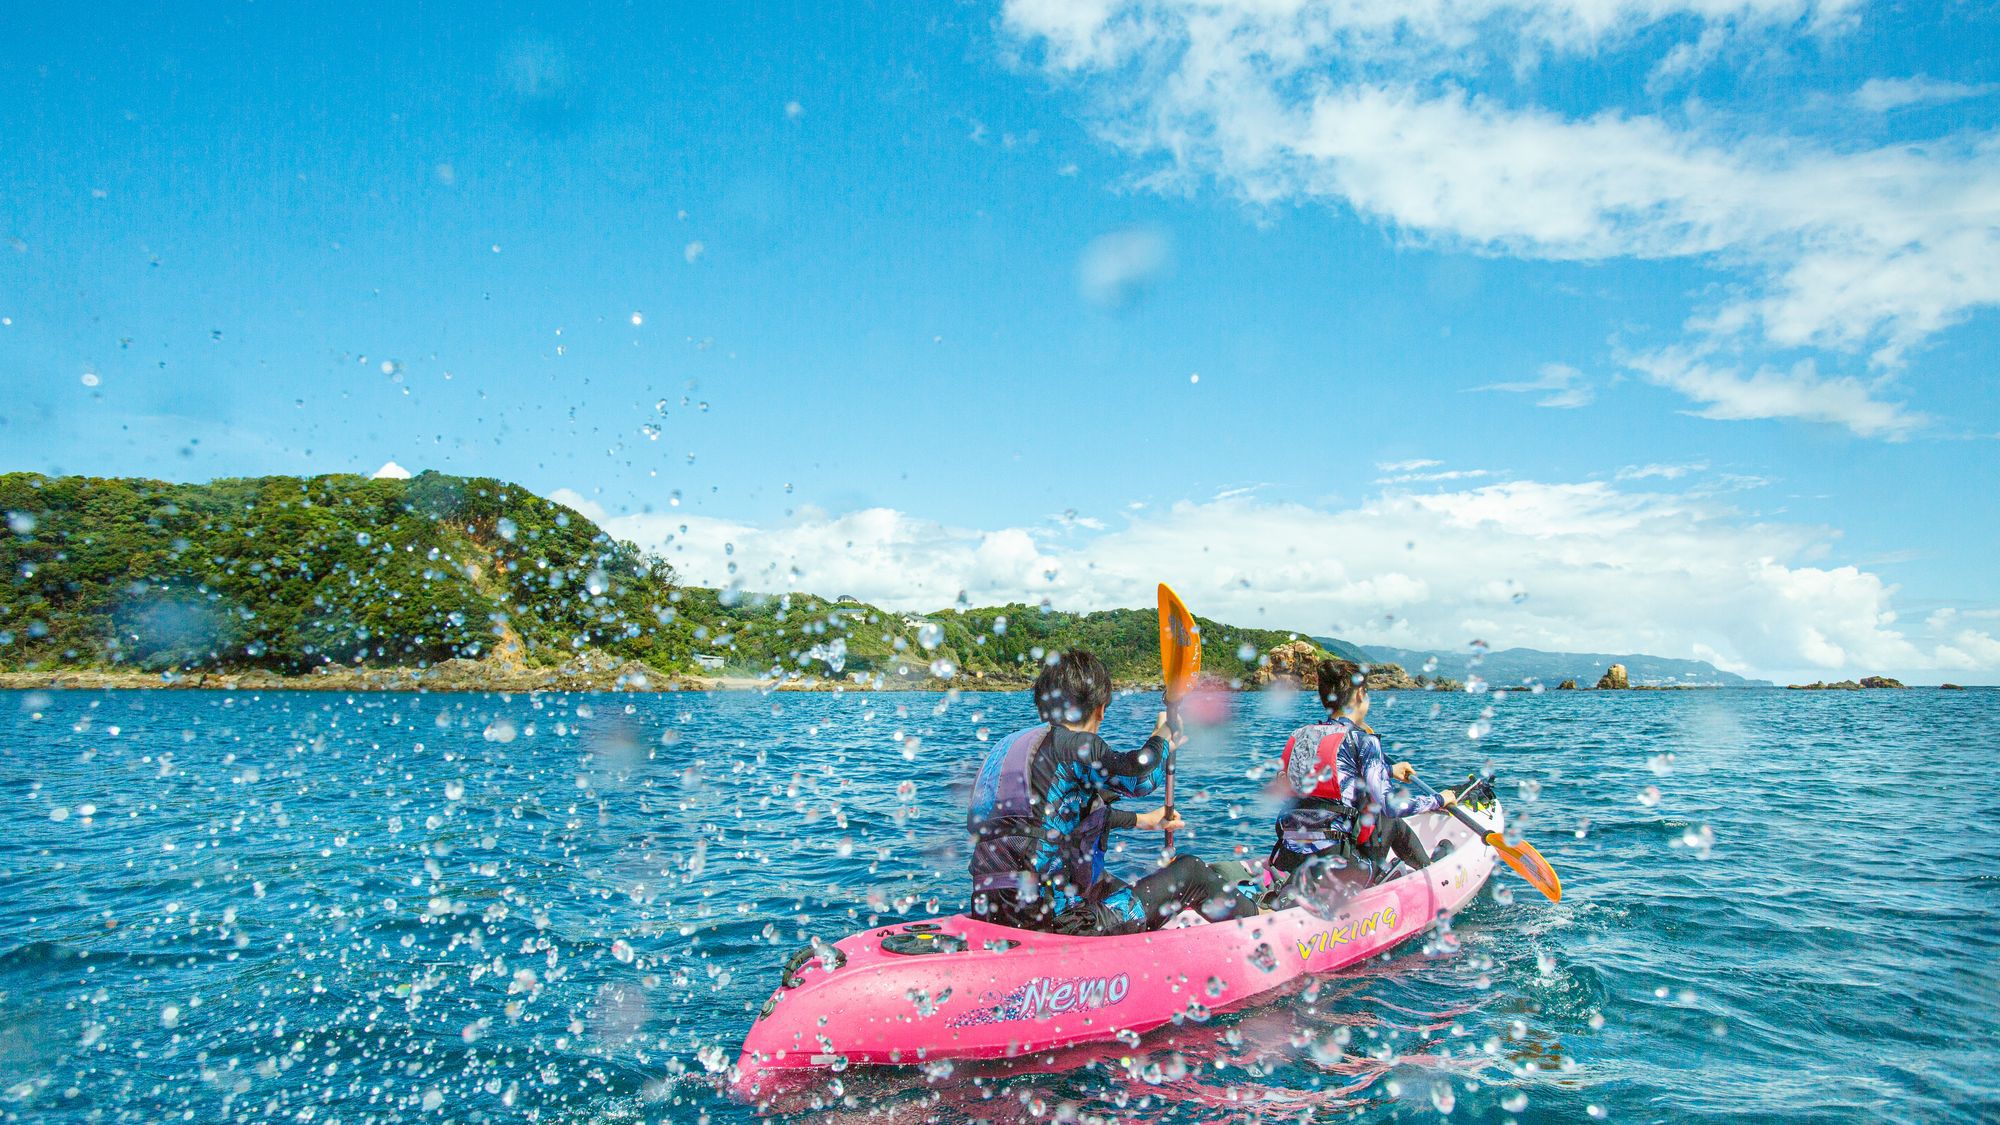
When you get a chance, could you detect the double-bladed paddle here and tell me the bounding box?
[1409,774,1563,903]
[1155,583,1201,859]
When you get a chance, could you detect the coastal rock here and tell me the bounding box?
[1940,683,1964,690]
[1594,663,1630,690]
[1258,640,1323,685]
[1366,663,1420,691]
[1556,679,1578,691]
[1859,676,1907,689]
[1786,680,1862,690]
[1248,642,1419,691]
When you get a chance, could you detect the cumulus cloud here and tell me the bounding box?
[592,476,1996,681]
[1002,0,2000,433]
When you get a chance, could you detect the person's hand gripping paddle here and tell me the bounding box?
[1155,583,1201,859]
[1408,774,1563,902]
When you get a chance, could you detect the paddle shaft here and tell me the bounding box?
[1409,775,1494,841]
[1161,702,1178,858]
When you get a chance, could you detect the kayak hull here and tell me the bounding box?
[731,802,1500,1102]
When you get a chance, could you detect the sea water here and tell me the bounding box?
[2,686,1995,1122]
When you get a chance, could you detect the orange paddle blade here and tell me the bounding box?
[1157,583,1201,702]
[1486,833,1563,902]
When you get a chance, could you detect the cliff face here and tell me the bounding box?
[1250,640,1420,692]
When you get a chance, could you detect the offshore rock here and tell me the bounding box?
[1556,679,1578,690]
[1367,663,1420,691]
[1859,676,1907,689]
[1595,664,1630,690]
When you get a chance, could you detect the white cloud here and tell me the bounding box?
[1475,363,1594,408]
[546,487,609,523]
[371,460,412,480]
[594,478,1996,681]
[1853,77,1997,113]
[1616,461,1707,480]
[1373,468,1497,484]
[1376,458,1443,472]
[1630,350,1928,439]
[1002,0,2000,432]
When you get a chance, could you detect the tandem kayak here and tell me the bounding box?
[731,798,1502,1104]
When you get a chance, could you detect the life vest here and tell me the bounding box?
[1280,717,1368,801]
[1275,717,1376,854]
[966,725,1112,906]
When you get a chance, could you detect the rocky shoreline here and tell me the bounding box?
[1,653,1964,696]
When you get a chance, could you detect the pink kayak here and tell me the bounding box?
[731,800,1502,1104]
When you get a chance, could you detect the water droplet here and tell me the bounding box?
[896,780,917,801]
[916,622,944,650]
[630,312,643,326]
[355,531,372,547]
[81,371,101,387]
[1637,785,1661,807]
[496,517,518,542]
[5,512,33,535]
[611,938,635,964]
[586,569,610,597]
[1237,642,1257,662]
[444,779,465,801]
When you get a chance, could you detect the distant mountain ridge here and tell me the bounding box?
[1349,644,1772,688]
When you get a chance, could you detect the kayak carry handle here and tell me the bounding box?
[780,940,846,988]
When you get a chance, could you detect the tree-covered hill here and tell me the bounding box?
[0,471,1360,687]
[0,471,691,674]
[679,589,1339,686]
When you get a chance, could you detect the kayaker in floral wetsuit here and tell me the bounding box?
[967,650,1259,935]
[1269,658,1457,879]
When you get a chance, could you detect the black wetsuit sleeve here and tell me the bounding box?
[1105,806,1138,830]
[1087,731,1169,800]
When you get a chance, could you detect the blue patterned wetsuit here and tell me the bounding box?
[967,724,1164,929]
[969,723,1259,933]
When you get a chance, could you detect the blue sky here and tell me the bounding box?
[2,1,1996,681]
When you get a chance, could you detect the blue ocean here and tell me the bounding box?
[2,686,1995,1122]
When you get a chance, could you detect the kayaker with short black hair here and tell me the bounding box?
[967,649,1259,935]
[1270,658,1455,878]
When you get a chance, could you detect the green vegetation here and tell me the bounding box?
[684,592,1335,685]
[0,471,691,673]
[0,471,1357,686]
